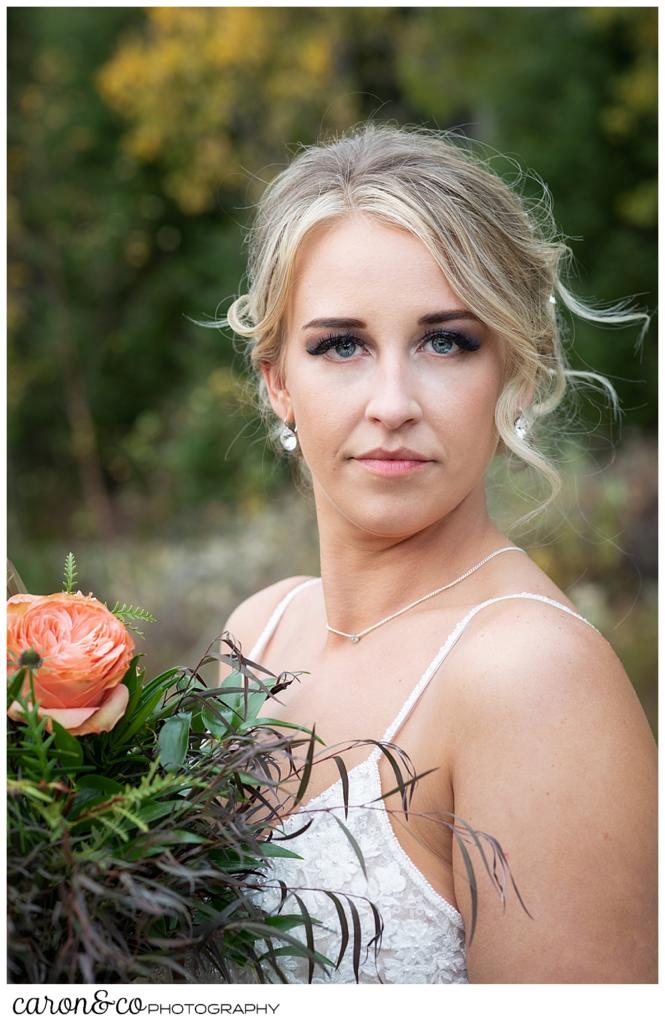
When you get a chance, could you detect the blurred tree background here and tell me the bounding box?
[8,8,656,731]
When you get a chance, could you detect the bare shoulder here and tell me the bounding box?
[445,595,656,981]
[219,575,316,681]
[448,594,644,726]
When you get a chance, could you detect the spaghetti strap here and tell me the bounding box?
[380,591,600,746]
[248,577,321,662]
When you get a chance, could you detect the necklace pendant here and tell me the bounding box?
[326,547,523,646]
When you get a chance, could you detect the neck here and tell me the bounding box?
[314,486,514,648]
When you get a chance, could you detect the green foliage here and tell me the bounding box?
[50,719,84,773]
[157,711,192,770]
[108,600,158,637]
[7,667,26,707]
[7,629,410,983]
[62,551,78,594]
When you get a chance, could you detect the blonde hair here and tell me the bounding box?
[209,122,648,523]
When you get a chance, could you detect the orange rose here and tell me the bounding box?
[7,591,134,735]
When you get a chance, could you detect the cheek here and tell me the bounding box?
[297,370,356,422]
[424,372,501,476]
[293,380,354,462]
[425,369,501,426]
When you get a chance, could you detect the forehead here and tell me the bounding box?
[288,215,460,325]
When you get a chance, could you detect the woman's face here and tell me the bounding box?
[261,214,506,539]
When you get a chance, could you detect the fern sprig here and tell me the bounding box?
[62,552,78,594]
[109,601,157,637]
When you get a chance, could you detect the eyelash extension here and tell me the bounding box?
[306,329,482,357]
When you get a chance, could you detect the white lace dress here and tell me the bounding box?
[223,579,600,985]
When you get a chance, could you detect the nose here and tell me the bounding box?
[364,356,423,430]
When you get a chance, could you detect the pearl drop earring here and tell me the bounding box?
[514,413,529,441]
[279,420,298,452]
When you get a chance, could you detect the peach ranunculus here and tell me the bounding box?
[7,591,134,736]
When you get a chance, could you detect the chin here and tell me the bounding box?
[313,477,461,537]
[344,501,450,540]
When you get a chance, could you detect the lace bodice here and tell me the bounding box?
[234,579,599,985]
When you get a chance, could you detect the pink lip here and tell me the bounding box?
[356,458,430,477]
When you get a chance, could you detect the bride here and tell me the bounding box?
[214,122,656,983]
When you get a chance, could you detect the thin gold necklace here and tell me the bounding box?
[326,546,525,643]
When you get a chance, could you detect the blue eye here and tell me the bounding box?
[427,335,457,355]
[422,330,481,355]
[306,333,363,359]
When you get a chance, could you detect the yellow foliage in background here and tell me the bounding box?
[97,8,357,214]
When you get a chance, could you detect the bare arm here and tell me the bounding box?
[448,604,657,983]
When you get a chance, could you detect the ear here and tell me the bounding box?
[259,360,293,422]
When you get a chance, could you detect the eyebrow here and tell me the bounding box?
[301,310,481,330]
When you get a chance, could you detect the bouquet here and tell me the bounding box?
[7,555,523,985]
[6,554,423,984]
